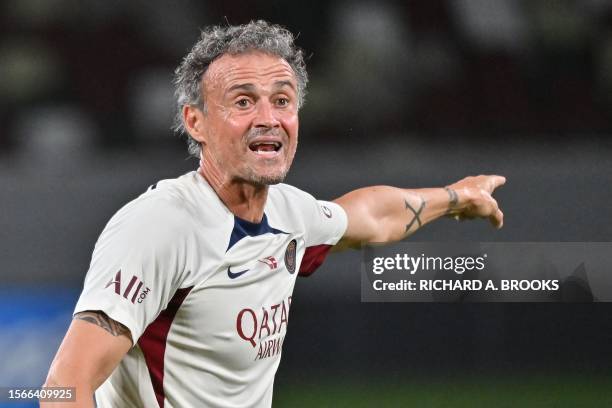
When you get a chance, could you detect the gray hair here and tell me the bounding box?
[173,20,308,158]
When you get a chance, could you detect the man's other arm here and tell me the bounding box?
[333,175,506,249]
[41,311,132,407]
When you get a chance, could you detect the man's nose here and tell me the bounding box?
[254,100,280,128]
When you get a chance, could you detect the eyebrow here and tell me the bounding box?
[272,80,296,92]
[226,80,296,95]
[226,83,256,94]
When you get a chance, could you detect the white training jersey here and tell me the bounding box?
[74,170,347,408]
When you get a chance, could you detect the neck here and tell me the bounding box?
[198,158,268,223]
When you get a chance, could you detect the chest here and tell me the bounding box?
[169,231,306,370]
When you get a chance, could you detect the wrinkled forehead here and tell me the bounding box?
[202,51,297,95]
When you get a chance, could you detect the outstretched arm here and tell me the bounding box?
[332,175,506,249]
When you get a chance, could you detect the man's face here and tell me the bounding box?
[196,51,299,186]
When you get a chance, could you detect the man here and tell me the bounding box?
[43,20,505,407]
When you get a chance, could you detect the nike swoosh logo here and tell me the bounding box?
[227,266,250,279]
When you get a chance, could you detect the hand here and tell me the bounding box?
[446,175,506,229]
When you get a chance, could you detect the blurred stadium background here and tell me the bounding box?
[1,0,612,406]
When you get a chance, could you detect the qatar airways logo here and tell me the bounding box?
[104,270,151,304]
[236,296,292,361]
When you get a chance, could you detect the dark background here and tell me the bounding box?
[1,0,612,406]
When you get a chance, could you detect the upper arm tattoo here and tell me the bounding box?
[404,195,426,233]
[74,311,130,338]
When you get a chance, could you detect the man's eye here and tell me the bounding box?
[276,98,289,106]
[236,99,250,108]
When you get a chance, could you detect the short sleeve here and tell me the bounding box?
[74,197,190,344]
[304,200,348,247]
[299,200,348,276]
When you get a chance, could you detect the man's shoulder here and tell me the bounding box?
[143,171,204,203]
[266,183,321,228]
[109,171,224,233]
[269,183,317,203]
[123,173,193,215]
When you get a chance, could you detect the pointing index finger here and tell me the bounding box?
[489,175,506,191]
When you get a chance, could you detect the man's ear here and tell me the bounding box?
[183,104,207,144]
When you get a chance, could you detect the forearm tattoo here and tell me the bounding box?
[404,195,426,233]
[444,186,458,213]
[74,311,130,337]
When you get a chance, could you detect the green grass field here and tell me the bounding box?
[273,374,612,407]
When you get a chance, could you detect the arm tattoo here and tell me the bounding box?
[74,311,130,337]
[404,195,426,233]
[444,186,458,213]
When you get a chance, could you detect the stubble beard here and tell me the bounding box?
[244,166,289,186]
[241,151,294,185]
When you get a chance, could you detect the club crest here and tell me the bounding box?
[285,239,297,274]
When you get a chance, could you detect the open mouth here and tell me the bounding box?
[248,141,282,155]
